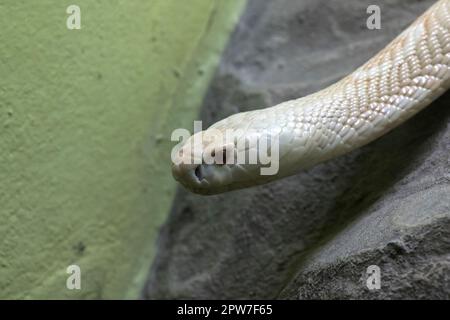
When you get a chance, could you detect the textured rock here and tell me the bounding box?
[146,0,450,299]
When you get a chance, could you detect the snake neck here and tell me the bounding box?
[271,0,450,176]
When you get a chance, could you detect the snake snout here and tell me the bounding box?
[171,161,209,191]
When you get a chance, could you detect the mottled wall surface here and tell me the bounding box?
[147,0,449,299]
[0,0,245,298]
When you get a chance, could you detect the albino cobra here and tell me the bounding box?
[172,0,450,195]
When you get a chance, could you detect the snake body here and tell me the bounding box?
[172,0,450,195]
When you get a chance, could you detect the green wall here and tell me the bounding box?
[0,0,245,299]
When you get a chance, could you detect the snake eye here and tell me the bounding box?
[203,143,235,166]
[209,148,227,165]
[218,146,233,165]
[227,143,239,165]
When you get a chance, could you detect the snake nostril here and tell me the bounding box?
[194,165,203,181]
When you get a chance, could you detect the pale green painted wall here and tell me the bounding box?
[0,0,245,299]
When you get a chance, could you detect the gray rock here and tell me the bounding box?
[145,0,450,299]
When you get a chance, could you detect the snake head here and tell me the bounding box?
[171,124,281,195]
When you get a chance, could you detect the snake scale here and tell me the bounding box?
[172,0,450,195]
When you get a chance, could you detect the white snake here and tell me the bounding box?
[172,0,450,195]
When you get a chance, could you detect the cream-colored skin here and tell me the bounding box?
[172,0,450,195]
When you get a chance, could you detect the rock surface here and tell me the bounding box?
[146,0,450,299]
